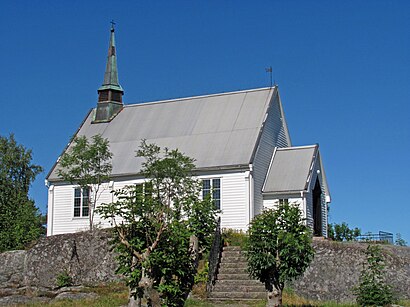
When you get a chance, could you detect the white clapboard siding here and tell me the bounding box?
[217,171,249,231]
[305,192,314,231]
[314,159,328,237]
[48,171,249,235]
[50,184,88,235]
[263,197,304,216]
[252,93,291,216]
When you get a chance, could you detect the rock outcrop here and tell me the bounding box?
[0,229,118,304]
[1,230,409,304]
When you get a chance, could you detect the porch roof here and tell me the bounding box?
[262,145,319,194]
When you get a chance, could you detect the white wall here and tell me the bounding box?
[47,182,114,235]
[262,197,306,220]
[202,171,250,231]
[47,170,250,236]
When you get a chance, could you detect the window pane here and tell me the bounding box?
[212,179,220,188]
[213,189,220,201]
[74,198,81,207]
[74,188,81,198]
[83,195,89,206]
[214,199,221,210]
[203,180,210,190]
[202,179,211,199]
[74,207,80,217]
[74,188,81,217]
[82,206,89,217]
[82,188,89,197]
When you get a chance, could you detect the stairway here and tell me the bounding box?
[208,245,266,301]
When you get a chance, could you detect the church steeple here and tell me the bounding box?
[94,23,124,122]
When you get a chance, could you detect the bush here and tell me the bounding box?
[56,269,73,288]
[353,244,395,306]
[194,261,209,284]
[328,222,361,241]
[222,228,248,248]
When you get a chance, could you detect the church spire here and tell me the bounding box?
[95,22,124,122]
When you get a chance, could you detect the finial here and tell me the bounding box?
[265,66,273,87]
[110,20,116,31]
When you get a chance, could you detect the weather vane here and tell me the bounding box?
[110,20,116,29]
[265,66,273,87]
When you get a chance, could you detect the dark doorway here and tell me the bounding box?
[312,178,322,236]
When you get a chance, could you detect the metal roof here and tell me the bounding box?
[48,87,276,181]
[98,25,123,93]
[262,145,318,194]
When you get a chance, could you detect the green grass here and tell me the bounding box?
[13,282,410,307]
[16,283,128,307]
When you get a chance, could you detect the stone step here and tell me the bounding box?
[207,298,264,303]
[218,267,248,275]
[220,256,247,263]
[212,283,266,293]
[217,273,252,280]
[219,261,248,268]
[208,291,266,300]
[222,250,245,257]
[222,246,242,251]
[215,279,264,286]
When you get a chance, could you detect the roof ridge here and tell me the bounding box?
[124,86,276,108]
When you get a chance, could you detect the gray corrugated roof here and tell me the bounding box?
[48,87,275,181]
[263,145,317,193]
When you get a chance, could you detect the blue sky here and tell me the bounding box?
[1,1,409,242]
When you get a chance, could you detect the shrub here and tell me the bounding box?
[56,269,73,288]
[222,228,248,248]
[353,244,395,306]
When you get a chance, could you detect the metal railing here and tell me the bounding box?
[356,231,393,244]
[206,217,222,293]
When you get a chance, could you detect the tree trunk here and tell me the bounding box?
[139,268,161,307]
[189,235,199,268]
[127,291,139,307]
[89,207,94,231]
[266,286,282,307]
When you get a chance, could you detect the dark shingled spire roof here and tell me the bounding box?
[95,24,124,122]
[98,24,123,93]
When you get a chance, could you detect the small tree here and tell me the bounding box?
[353,244,395,306]
[0,134,44,252]
[247,202,314,307]
[97,141,218,307]
[57,134,112,231]
[328,222,361,241]
[395,233,407,246]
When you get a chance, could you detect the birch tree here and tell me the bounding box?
[57,134,112,231]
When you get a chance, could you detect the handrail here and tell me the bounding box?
[206,217,222,293]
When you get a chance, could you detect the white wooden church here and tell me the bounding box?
[46,27,331,237]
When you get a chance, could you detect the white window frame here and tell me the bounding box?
[73,187,90,218]
[202,178,221,210]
